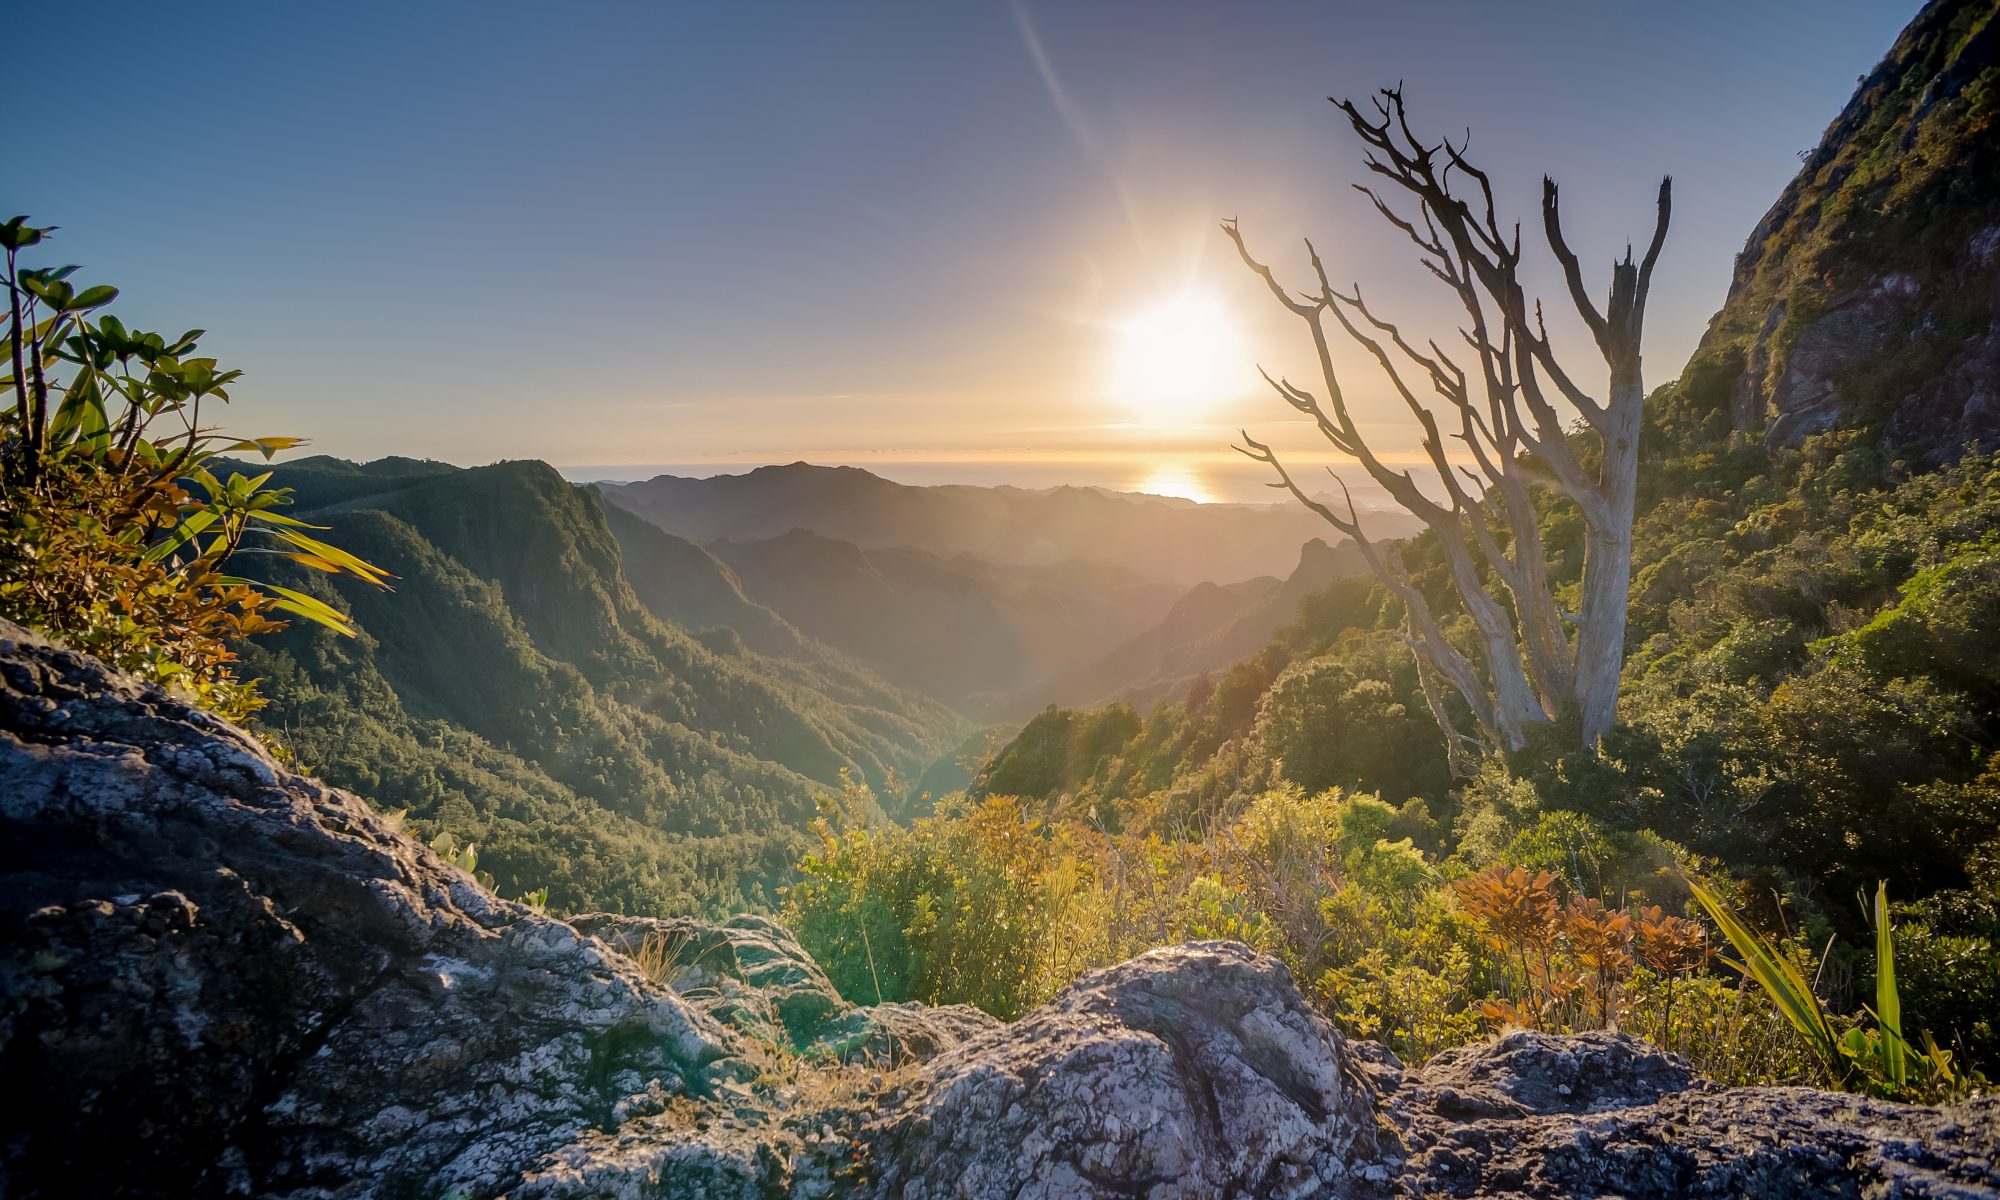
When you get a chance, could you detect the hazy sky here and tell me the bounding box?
[20,1,1916,487]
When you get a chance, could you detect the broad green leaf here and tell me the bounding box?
[70,284,118,310]
[266,526,394,587]
[219,577,357,637]
[219,435,304,460]
[140,509,220,563]
[1874,882,1905,1087]
[0,216,51,249]
[228,470,275,496]
[49,378,110,451]
[241,508,322,529]
[284,551,347,574]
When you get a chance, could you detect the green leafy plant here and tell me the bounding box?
[428,831,488,885]
[2,215,390,719]
[1687,876,1964,1099]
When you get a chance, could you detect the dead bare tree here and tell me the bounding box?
[1227,87,1669,762]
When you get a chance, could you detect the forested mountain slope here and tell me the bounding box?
[602,501,816,661]
[1005,536,1369,719]
[698,529,1181,710]
[1666,0,1999,458]
[238,456,965,914]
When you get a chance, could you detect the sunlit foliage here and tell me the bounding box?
[784,776,1886,1087]
[958,427,2000,1089]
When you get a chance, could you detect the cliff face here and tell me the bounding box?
[1675,0,1999,460]
[5,621,2000,1198]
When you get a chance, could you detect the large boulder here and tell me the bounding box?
[0,621,738,1198]
[862,942,1386,1200]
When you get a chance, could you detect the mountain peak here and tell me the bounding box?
[1672,0,2000,460]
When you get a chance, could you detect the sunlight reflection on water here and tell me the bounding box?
[1132,465,1215,504]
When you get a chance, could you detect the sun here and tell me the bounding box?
[1109,290,1247,422]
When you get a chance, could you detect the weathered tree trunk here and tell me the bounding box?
[1573,365,1645,746]
[1230,87,1669,764]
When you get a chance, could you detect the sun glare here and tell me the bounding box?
[1110,291,1247,422]
[1137,465,1214,504]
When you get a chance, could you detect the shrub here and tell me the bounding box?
[1,215,386,720]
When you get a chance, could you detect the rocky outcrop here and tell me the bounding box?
[0,619,745,1197]
[4,619,1997,1199]
[863,943,1386,1200]
[1681,0,2000,460]
[0,618,990,1200]
[1379,1030,2000,1198]
[862,958,2000,1200]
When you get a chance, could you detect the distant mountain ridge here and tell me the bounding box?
[596,461,1395,587]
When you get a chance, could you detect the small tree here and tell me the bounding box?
[1229,89,1670,761]
[1,215,388,718]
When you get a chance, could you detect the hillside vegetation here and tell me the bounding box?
[702,529,1181,710]
[237,455,966,915]
[1008,536,1368,719]
[1673,0,1999,456]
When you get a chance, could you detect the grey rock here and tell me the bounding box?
[0,620,738,1198]
[1404,1028,1698,1118]
[862,942,1384,1200]
[1383,1029,2000,1199]
[513,1111,797,1200]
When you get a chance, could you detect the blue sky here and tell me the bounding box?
[18,1,1918,479]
